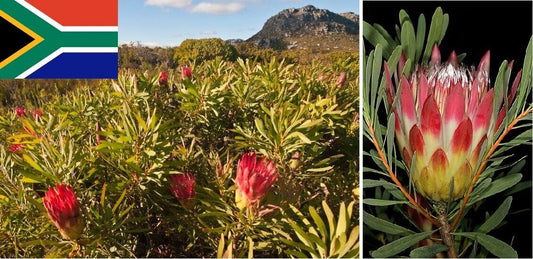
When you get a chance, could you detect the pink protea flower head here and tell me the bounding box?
[385,44,522,202]
[169,172,196,208]
[235,152,278,210]
[181,67,192,81]
[9,143,24,153]
[16,107,26,117]
[158,71,168,85]
[42,184,84,240]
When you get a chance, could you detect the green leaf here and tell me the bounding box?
[477,196,512,233]
[422,7,444,63]
[469,174,522,205]
[409,244,449,258]
[363,22,392,57]
[309,206,328,239]
[363,199,409,206]
[363,211,414,236]
[371,231,433,258]
[454,232,517,258]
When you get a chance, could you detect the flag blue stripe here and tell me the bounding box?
[26,52,117,78]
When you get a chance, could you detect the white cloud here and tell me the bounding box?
[202,30,218,35]
[145,0,191,8]
[190,2,245,14]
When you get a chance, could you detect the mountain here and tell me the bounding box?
[248,5,358,51]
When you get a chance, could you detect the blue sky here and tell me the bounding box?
[119,0,359,47]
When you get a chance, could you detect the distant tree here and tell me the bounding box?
[234,41,277,62]
[119,43,176,70]
[174,38,238,65]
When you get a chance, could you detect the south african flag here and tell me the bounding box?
[0,0,117,79]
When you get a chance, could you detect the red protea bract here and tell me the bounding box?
[235,152,278,210]
[43,184,85,240]
[385,45,522,202]
[169,172,196,209]
[9,143,24,153]
[181,67,192,81]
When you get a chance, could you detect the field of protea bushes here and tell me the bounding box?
[0,56,359,257]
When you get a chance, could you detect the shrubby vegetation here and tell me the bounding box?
[0,54,359,257]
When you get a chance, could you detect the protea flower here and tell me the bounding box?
[159,71,168,86]
[181,67,192,81]
[337,72,347,88]
[235,152,278,210]
[169,172,196,208]
[385,45,521,202]
[42,184,84,240]
[16,107,25,117]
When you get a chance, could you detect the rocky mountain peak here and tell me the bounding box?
[248,5,359,49]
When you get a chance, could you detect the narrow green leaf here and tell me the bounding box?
[422,7,444,63]
[363,22,392,57]
[363,211,414,236]
[335,202,347,239]
[309,206,328,240]
[112,188,128,214]
[409,244,449,258]
[469,174,522,205]
[415,13,426,62]
[477,196,512,233]
[454,232,517,258]
[363,199,409,206]
[371,231,433,258]
[322,200,336,241]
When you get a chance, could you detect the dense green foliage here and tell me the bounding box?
[0,56,358,257]
[174,38,239,65]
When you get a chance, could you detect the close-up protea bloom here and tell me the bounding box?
[169,172,196,209]
[385,45,522,202]
[235,152,278,210]
[42,184,85,240]
[181,67,192,81]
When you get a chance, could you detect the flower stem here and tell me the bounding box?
[437,209,457,258]
[451,108,532,230]
[366,120,440,226]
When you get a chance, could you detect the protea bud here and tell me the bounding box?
[42,184,84,240]
[169,172,196,209]
[289,151,301,170]
[16,107,25,117]
[336,72,347,88]
[385,45,522,202]
[181,67,192,81]
[95,122,104,145]
[159,71,168,86]
[235,152,278,210]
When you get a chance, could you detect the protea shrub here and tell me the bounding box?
[169,172,196,209]
[385,45,522,202]
[235,152,278,210]
[42,184,85,240]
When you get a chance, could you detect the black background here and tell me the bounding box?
[363,1,532,257]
